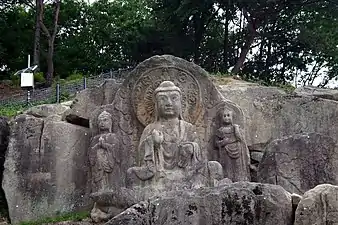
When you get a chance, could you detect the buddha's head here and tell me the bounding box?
[221,109,233,125]
[97,110,112,132]
[154,81,183,120]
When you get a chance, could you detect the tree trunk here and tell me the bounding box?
[41,0,60,87]
[264,39,272,77]
[33,0,42,68]
[193,14,202,64]
[231,34,255,74]
[231,8,257,74]
[222,6,230,72]
[46,40,54,86]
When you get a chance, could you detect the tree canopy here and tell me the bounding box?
[0,0,337,87]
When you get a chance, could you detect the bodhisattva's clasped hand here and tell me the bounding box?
[152,129,164,145]
[99,136,104,146]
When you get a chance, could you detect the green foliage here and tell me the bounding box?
[19,211,89,225]
[0,98,56,117]
[10,74,20,87]
[0,103,25,117]
[0,0,337,88]
[66,72,83,81]
[34,72,45,83]
[210,71,232,77]
[276,83,296,94]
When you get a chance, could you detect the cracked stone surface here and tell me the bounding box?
[294,184,338,225]
[257,133,338,195]
[2,112,92,224]
[218,85,338,152]
[106,182,293,225]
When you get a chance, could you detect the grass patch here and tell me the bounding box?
[0,98,56,118]
[209,72,240,85]
[275,83,296,93]
[0,103,26,118]
[19,211,90,225]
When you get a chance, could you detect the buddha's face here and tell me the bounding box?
[222,110,233,124]
[98,113,112,131]
[156,91,181,119]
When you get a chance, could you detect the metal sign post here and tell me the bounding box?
[14,55,38,106]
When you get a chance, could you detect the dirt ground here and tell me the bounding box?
[0,83,24,100]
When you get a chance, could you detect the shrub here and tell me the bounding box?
[66,71,83,81]
[34,72,45,84]
[10,74,20,87]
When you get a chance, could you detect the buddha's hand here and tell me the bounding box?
[152,129,164,145]
[178,143,193,168]
[180,143,194,156]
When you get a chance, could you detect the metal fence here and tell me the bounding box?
[0,68,131,108]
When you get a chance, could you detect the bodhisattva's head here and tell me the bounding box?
[221,109,233,125]
[154,81,183,120]
[97,110,112,132]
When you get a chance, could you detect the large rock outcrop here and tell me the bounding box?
[219,81,338,156]
[294,85,338,101]
[294,184,338,225]
[219,81,338,184]
[107,182,293,225]
[63,79,121,127]
[90,55,245,188]
[2,104,92,224]
[3,55,338,224]
[257,133,338,194]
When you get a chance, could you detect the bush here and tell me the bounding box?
[34,72,45,84]
[66,72,83,81]
[0,103,25,117]
[10,74,20,87]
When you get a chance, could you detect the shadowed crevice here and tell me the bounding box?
[65,114,90,128]
[0,117,10,223]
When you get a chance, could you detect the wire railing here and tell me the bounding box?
[0,68,131,108]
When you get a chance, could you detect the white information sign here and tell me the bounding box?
[21,73,34,88]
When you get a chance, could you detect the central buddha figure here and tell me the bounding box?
[127,81,218,188]
[90,81,228,222]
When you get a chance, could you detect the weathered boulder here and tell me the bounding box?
[25,104,69,118]
[107,182,293,225]
[218,83,338,155]
[258,133,338,194]
[218,82,285,152]
[294,184,338,225]
[294,85,338,101]
[64,79,121,127]
[3,109,92,224]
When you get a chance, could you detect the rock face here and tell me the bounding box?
[87,55,249,222]
[258,133,338,194]
[294,184,338,225]
[107,182,293,225]
[64,79,121,127]
[2,105,92,224]
[294,85,338,101]
[91,55,246,188]
[219,83,338,159]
